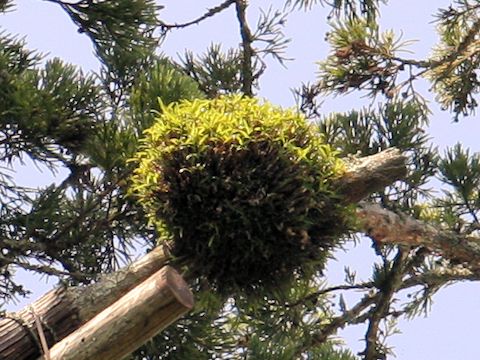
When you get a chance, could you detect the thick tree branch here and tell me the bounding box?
[336,147,408,203]
[357,202,480,267]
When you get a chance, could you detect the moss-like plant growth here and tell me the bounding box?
[131,95,350,294]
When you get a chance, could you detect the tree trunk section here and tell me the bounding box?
[42,266,193,360]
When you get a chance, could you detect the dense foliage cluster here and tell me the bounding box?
[132,95,350,293]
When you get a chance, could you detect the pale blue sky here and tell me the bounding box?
[2,1,480,359]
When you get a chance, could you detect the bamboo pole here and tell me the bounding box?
[41,266,193,360]
[0,246,170,360]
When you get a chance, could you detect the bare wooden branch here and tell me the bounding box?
[159,0,235,30]
[44,266,194,360]
[336,148,408,203]
[0,246,170,360]
[357,202,480,267]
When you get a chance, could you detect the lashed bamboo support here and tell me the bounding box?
[42,266,193,360]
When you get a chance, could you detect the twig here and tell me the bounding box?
[159,0,236,30]
[431,17,480,74]
[362,248,408,360]
[0,255,87,280]
[286,283,375,308]
[235,0,255,96]
[289,254,479,356]
[294,292,380,357]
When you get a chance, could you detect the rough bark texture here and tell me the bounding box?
[0,148,408,359]
[335,148,408,203]
[44,266,194,360]
[358,202,480,267]
[0,246,169,360]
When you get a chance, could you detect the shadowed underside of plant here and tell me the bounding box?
[131,95,353,294]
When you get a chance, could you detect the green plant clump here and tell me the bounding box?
[131,95,350,294]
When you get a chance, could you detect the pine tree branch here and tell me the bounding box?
[402,267,479,288]
[357,202,480,268]
[362,248,409,360]
[159,0,236,30]
[0,256,86,280]
[0,170,137,291]
[294,291,380,357]
[289,260,480,356]
[285,283,375,309]
[431,16,480,75]
[235,0,255,96]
